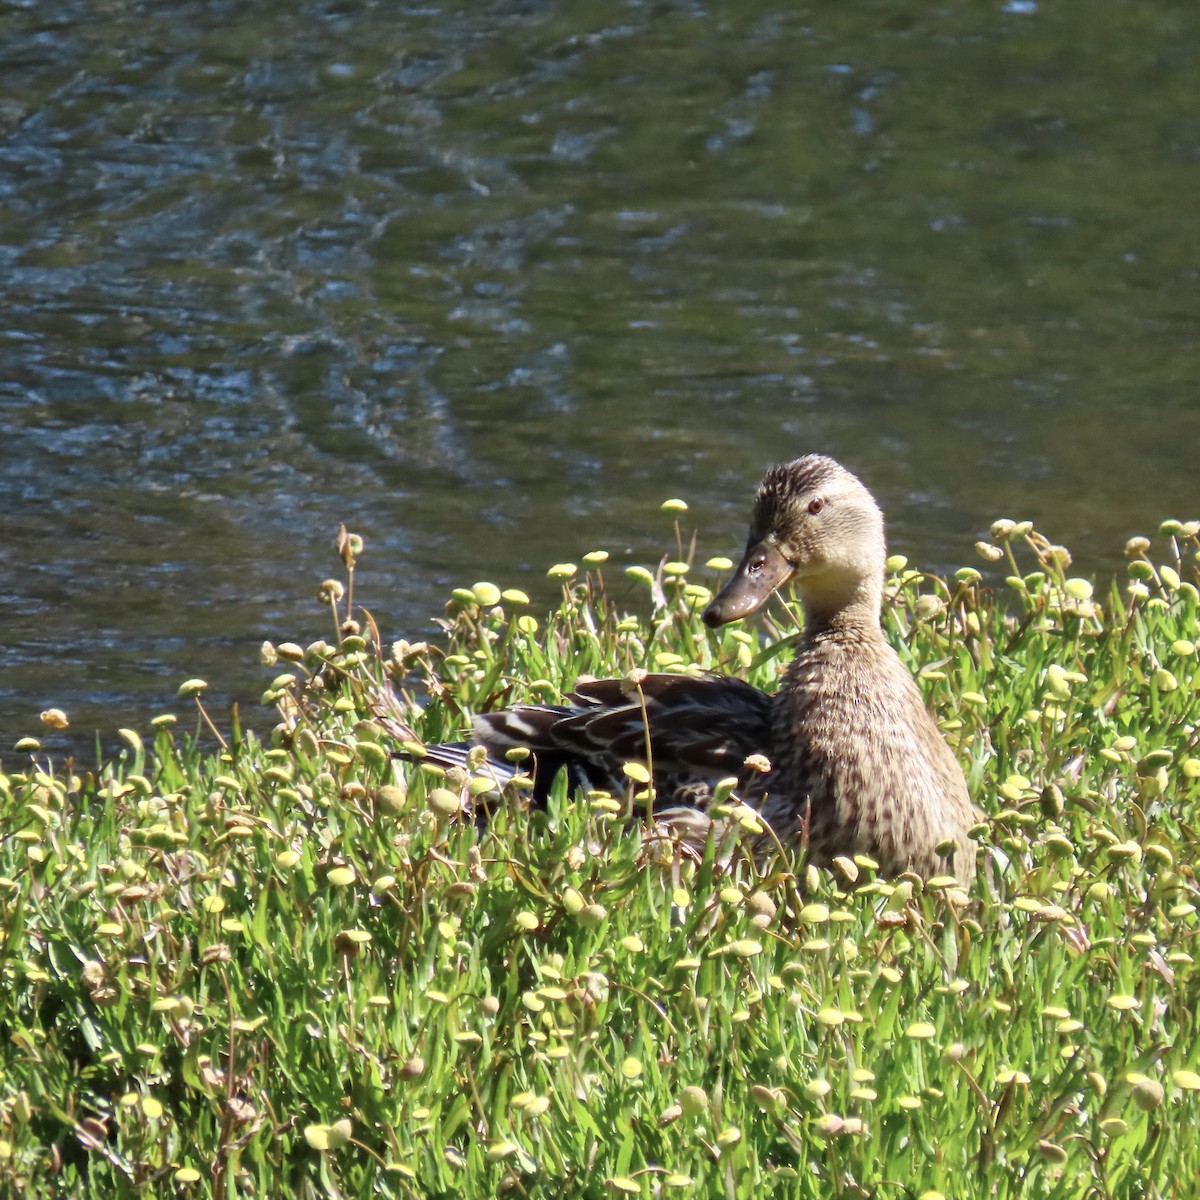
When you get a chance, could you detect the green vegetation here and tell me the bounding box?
[2,511,1200,1199]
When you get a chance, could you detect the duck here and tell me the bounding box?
[412,454,978,887]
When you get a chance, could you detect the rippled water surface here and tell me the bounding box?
[2,0,1199,752]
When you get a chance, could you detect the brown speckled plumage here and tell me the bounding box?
[754,622,976,882]
[418,454,977,887]
[716,456,977,884]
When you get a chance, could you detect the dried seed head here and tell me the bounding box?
[622,762,651,785]
[428,788,462,816]
[376,785,407,814]
[1127,1073,1164,1111]
[815,1114,864,1137]
[1040,784,1064,819]
[1107,842,1142,865]
[914,595,946,620]
[317,580,345,604]
[469,581,499,606]
[334,930,370,957]
[832,856,859,883]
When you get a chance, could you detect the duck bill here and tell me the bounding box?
[702,541,794,627]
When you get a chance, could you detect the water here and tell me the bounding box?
[2,0,1198,756]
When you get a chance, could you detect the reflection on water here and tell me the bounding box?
[1,1,1198,752]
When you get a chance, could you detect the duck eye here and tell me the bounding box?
[807,497,825,515]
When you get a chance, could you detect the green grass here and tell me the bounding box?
[2,513,1200,1199]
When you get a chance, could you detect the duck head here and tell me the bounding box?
[703,455,887,629]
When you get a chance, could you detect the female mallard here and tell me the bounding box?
[421,455,977,886]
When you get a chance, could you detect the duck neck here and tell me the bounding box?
[797,570,884,636]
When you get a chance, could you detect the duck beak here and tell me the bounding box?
[702,540,794,627]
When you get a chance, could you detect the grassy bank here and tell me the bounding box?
[2,512,1199,1199]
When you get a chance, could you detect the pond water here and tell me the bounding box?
[2,0,1199,756]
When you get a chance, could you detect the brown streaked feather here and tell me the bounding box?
[417,454,979,889]
[472,673,771,804]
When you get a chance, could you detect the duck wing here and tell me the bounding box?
[473,672,773,804]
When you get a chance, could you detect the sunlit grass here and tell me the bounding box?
[2,514,1199,1197]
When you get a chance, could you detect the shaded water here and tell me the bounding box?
[2,0,1199,753]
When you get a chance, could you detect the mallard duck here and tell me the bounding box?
[417,455,977,886]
